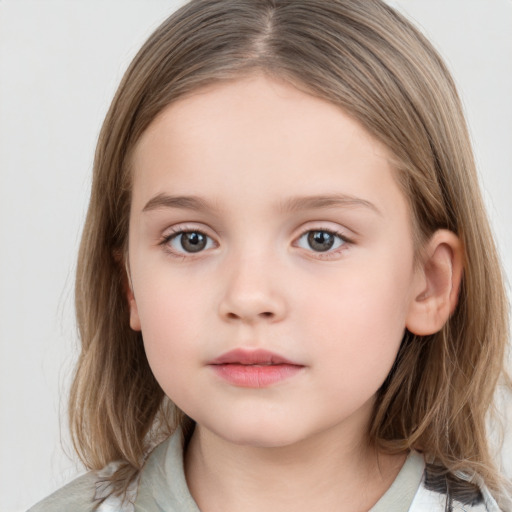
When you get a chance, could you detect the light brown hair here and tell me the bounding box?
[70,0,510,504]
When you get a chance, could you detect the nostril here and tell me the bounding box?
[223,310,275,321]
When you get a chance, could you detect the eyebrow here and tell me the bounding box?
[277,194,381,215]
[143,194,215,213]
[142,193,380,215]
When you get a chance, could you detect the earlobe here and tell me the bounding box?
[406,230,463,336]
[124,262,141,331]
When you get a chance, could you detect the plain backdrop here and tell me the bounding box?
[0,1,511,511]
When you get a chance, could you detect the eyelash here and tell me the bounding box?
[160,227,214,259]
[160,226,352,260]
[295,228,351,260]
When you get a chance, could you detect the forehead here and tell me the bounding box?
[130,74,406,220]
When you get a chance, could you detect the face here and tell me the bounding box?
[127,74,422,449]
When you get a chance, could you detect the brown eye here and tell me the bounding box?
[180,232,207,252]
[167,231,214,254]
[297,229,347,253]
[307,231,335,252]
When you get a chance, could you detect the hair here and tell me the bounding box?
[70,0,510,505]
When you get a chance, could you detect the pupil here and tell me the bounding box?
[308,231,334,252]
[181,232,206,253]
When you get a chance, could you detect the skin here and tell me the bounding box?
[127,74,462,512]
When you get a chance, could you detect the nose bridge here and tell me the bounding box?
[218,240,287,323]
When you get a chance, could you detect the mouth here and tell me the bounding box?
[208,348,304,388]
[210,348,300,366]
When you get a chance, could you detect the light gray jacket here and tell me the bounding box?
[28,431,503,512]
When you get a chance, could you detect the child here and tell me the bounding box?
[29,0,511,511]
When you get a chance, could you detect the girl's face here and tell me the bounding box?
[127,74,423,448]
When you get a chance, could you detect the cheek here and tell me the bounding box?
[134,277,208,379]
[134,278,222,418]
[302,257,413,377]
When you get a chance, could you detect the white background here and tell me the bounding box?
[0,1,511,511]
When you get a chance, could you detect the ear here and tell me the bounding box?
[406,230,463,336]
[124,261,141,331]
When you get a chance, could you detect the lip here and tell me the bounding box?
[210,348,299,366]
[208,348,304,388]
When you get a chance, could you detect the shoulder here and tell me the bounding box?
[410,462,504,512]
[26,439,176,512]
[27,472,98,512]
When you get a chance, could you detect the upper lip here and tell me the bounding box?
[209,348,302,366]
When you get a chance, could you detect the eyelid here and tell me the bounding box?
[160,224,218,257]
[294,221,355,242]
[158,222,354,259]
[292,224,354,259]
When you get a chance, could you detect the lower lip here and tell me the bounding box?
[210,364,303,388]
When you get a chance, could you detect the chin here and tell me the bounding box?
[203,416,309,449]
[223,432,300,449]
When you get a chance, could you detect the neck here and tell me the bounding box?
[184,421,406,512]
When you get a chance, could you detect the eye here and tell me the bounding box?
[296,229,347,253]
[164,230,215,254]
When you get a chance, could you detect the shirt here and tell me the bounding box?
[28,429,503,512]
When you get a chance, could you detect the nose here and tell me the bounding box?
[218,251,287,324]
